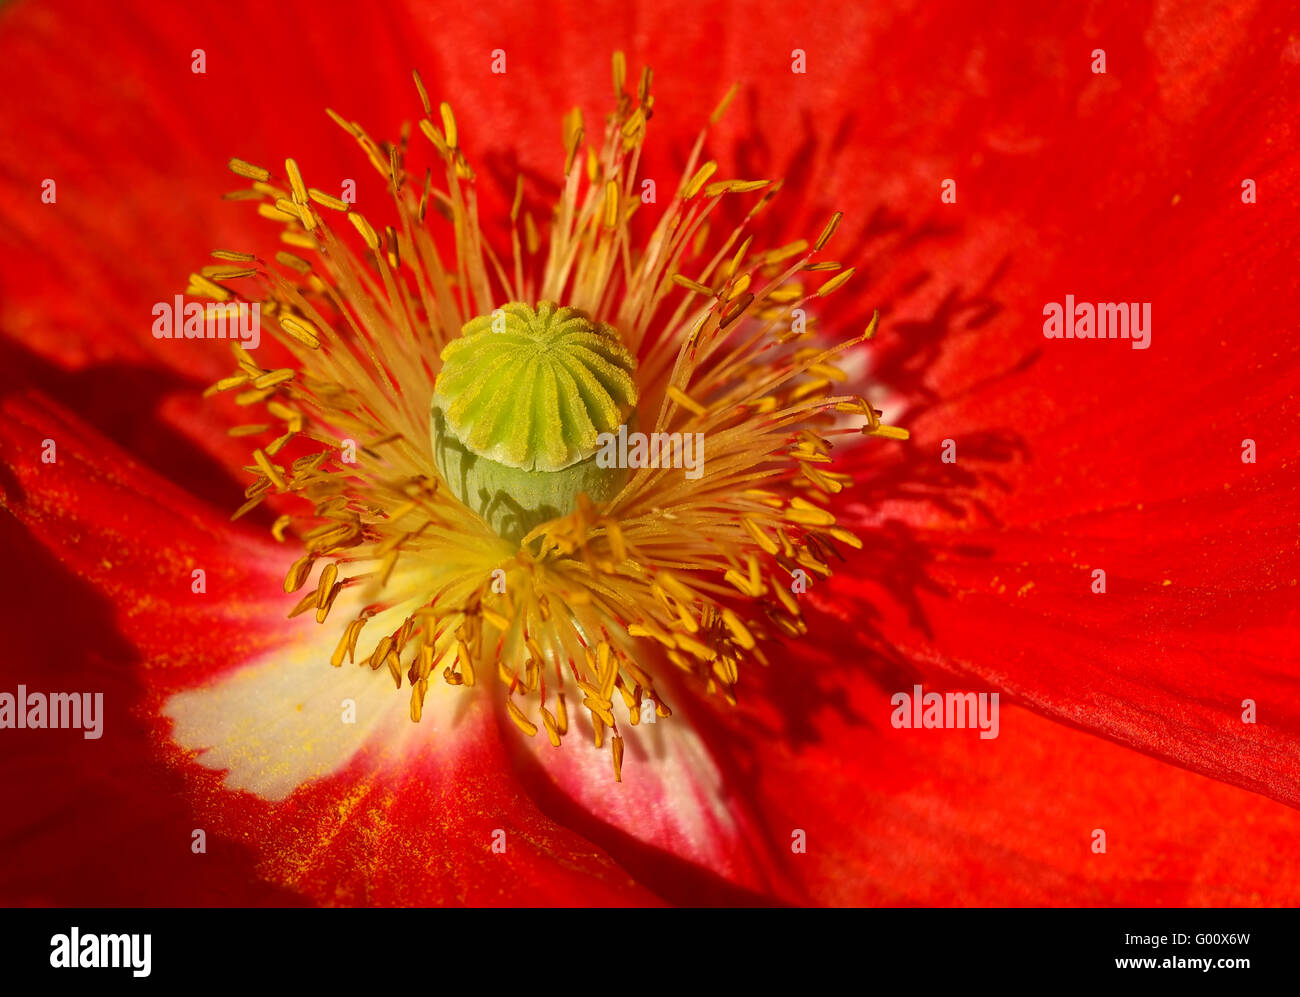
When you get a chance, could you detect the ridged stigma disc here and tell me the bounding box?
[431,301,639,541]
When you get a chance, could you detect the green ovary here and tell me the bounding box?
[431,301,639,542]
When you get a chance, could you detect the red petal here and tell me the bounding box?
[729,600,1300,905]
[827,1,1300,805]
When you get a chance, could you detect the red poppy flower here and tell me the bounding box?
[2,0,1298,908]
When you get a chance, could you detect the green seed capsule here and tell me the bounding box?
[431,301,639,542]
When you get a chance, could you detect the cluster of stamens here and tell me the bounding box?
[194,52,907,779]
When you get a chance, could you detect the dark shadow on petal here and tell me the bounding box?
[0,334,254,521]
